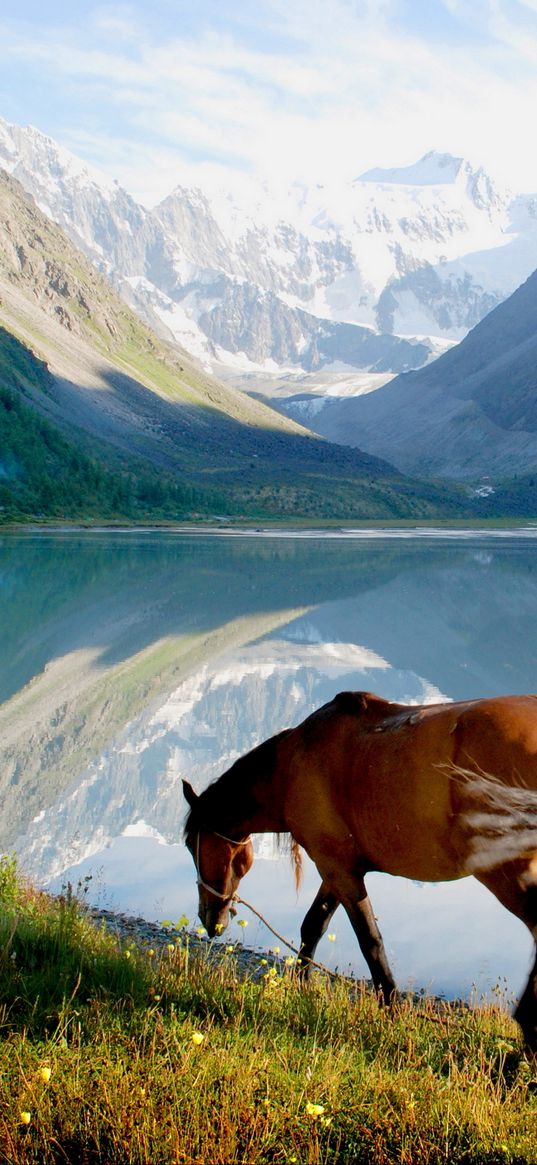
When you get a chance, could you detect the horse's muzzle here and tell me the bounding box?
[201,898,236,937]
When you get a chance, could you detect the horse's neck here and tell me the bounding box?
[236,791,287,835]
[211,729,290,835]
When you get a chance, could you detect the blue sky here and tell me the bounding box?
[0,0,534,205]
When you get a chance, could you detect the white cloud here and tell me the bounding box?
[1,0,537,203]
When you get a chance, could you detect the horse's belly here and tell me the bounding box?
[348,776,466,883]
[354,811,466,882]
[368,837,466,882]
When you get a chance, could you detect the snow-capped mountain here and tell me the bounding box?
[3,114,537,377]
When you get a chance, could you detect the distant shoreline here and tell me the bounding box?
[3,520,537,539]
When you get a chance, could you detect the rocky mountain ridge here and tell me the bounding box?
[3,117,537,377]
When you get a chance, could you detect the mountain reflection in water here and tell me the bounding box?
[2,529,537,999]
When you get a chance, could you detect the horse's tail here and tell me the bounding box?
[454,767,537,873]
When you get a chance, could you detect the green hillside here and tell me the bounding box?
[0,327,223,521]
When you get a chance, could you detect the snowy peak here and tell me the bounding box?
[359,151,472,188]
[2,114,537,376]
[0,116,115,202]
[357,151,509,218]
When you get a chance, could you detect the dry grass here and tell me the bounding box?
[0,858,535,1164]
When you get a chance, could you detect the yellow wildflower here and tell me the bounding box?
[237,919,248,928]
[305,1102,325,1117]
[124,950,131,959]
[39,1066,51,1084]
[167,943,175,953]
[284,956,295,966]
[20,1112,31,1125]
[147,948,155,957]
[160,919,172,928]
[178,915,189,927]
[196,926,206,936]
[191,1031,204,1046]
[215,922,224,934]
[273,946,280,954]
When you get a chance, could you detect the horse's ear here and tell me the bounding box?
[182,780,198,808]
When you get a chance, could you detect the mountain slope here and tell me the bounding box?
[5,117,537,378]
[290,268,537,481]
[0,169,463,520]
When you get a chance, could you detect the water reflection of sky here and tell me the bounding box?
[3,531,537,1003]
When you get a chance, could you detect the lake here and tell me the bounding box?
[1,526,537,1003]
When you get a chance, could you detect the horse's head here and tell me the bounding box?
[182,780,254,936]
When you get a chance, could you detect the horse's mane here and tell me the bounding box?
[276,833,303,890]
[183,728,303,887]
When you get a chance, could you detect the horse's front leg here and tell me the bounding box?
[297,881,339,979]
[341,877,396,1004]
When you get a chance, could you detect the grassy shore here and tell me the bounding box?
[0,858,535,1165]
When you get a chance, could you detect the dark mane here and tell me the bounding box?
[183,728,292,844]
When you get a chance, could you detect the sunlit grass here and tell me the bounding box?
[0,856,535,1164]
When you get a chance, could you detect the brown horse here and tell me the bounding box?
[183,691,537,1051]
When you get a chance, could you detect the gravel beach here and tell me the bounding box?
[86,904,296,981]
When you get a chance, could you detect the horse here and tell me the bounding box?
[183,691,537,1052]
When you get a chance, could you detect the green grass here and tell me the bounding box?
[0,858,535,1164]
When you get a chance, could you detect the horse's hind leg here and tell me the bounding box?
[297,882,339,979]
[515,947,537,1056]
[476,862,537,1054]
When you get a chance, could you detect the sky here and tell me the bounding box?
[0,0,535,206]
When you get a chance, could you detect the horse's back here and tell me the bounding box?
[283,691,537,882]
[306,690,537,787]
[454,694,537,788]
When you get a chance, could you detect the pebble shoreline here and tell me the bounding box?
[86,905,301,981]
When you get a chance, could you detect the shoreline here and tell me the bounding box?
[86,903,308,983]
[2,519,537,540]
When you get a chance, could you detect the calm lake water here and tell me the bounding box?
[2,527,537,1002]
